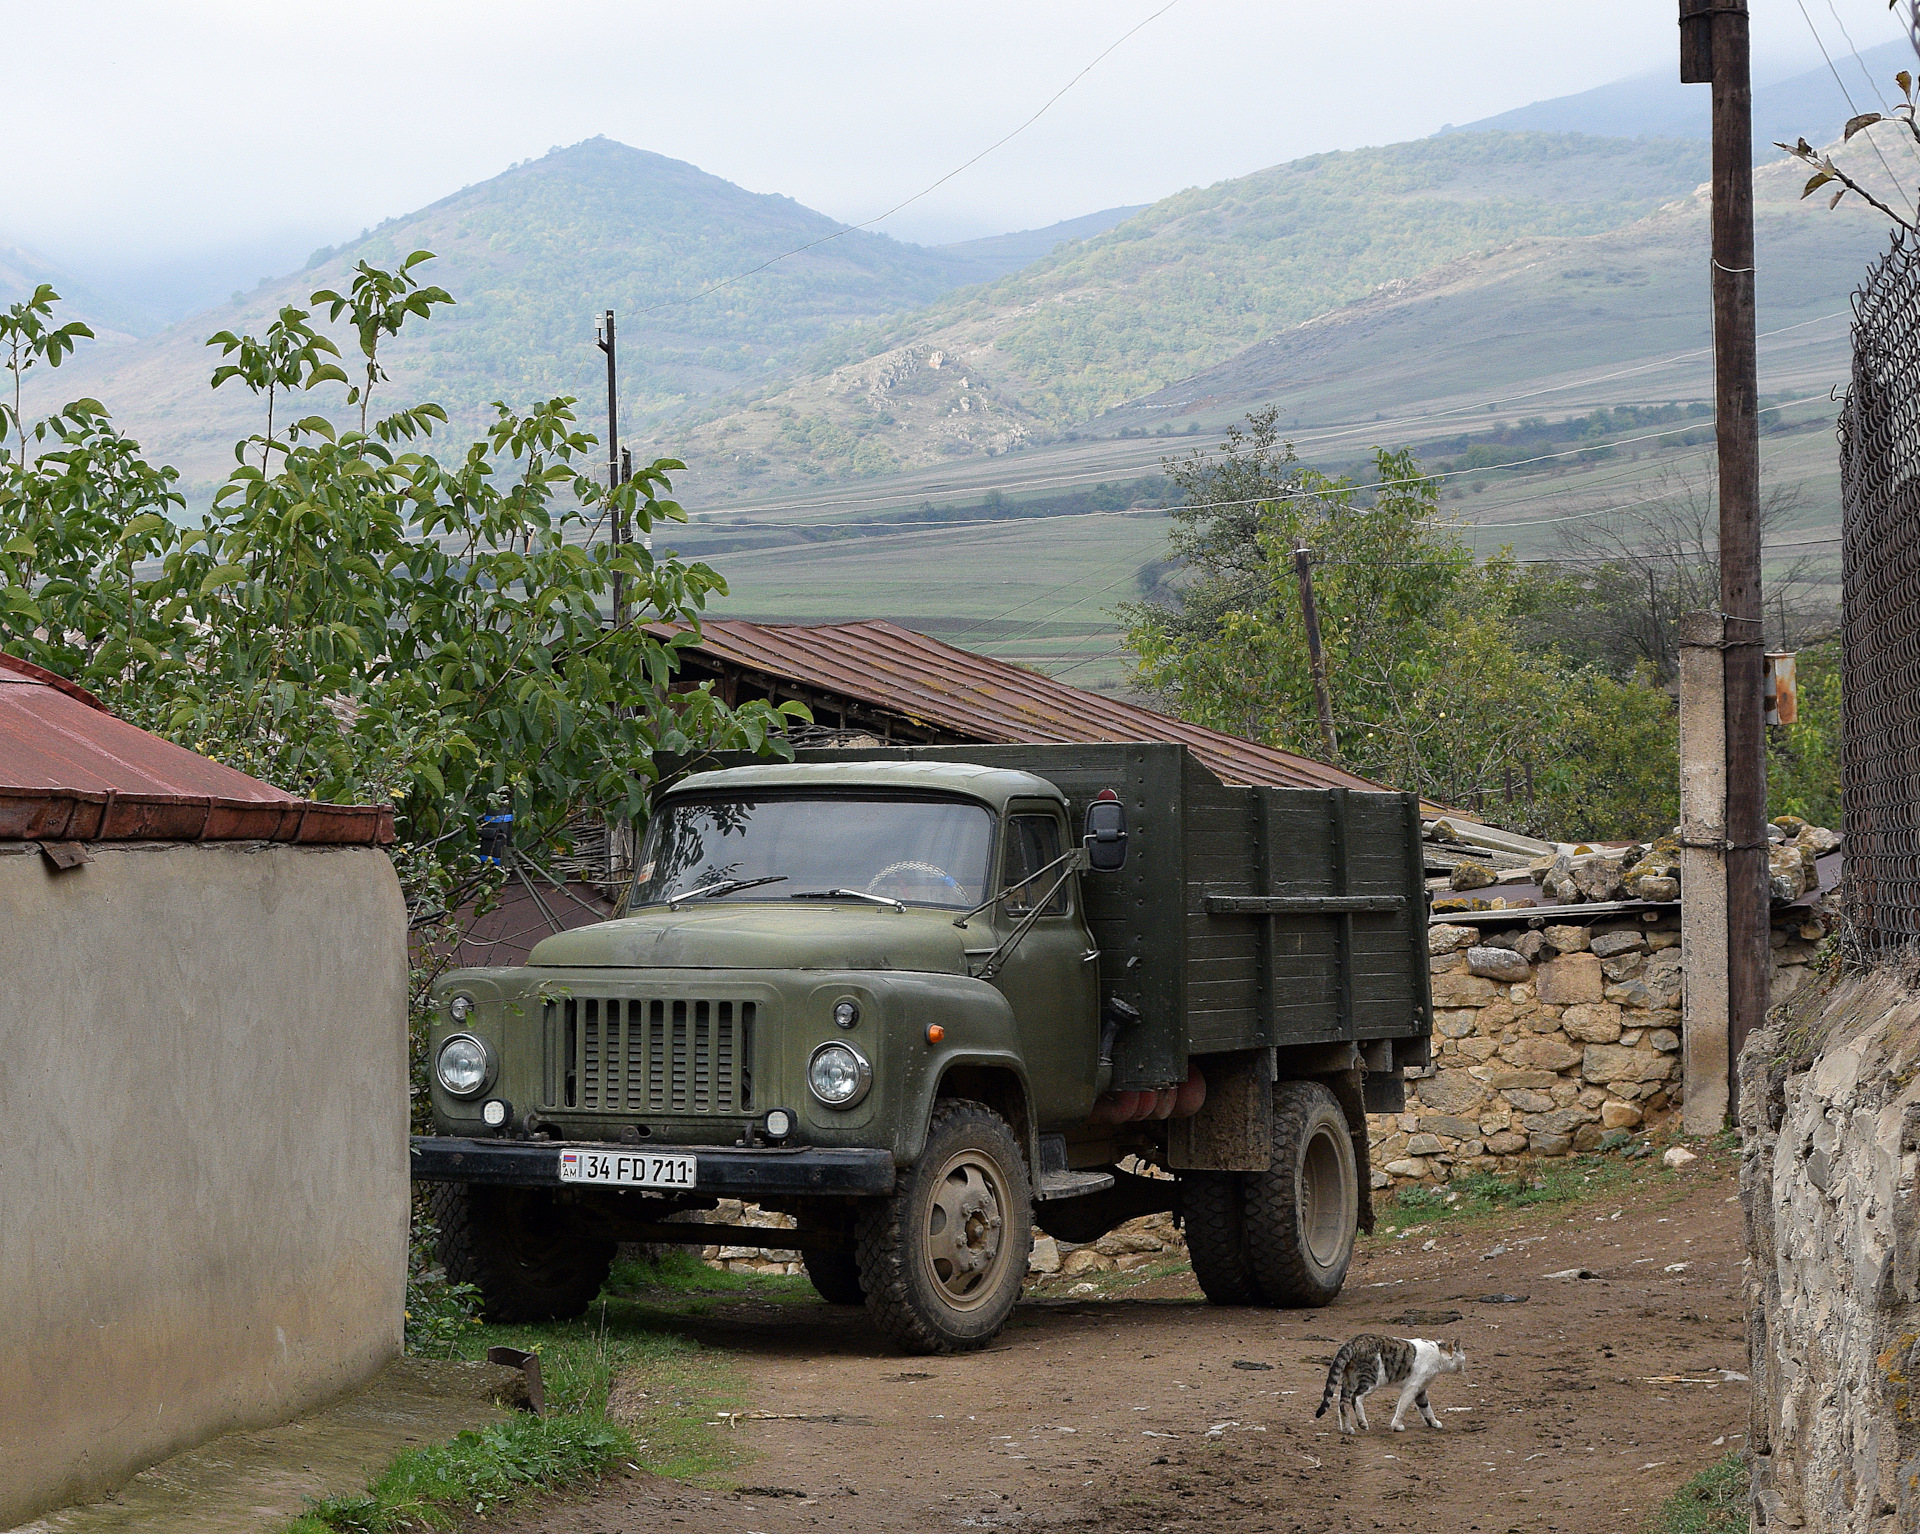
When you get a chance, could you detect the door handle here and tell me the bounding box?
[1082,948,1101,964]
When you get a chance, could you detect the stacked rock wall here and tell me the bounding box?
[1741,969,1920,1532]
[1369,907,1828,1183]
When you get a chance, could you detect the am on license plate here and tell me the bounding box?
[557,1149,697,1189]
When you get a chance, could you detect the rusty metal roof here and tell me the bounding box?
[0,653,393,845]
[667,619,1391,793]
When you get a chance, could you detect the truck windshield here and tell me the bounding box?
[632,794,995,911]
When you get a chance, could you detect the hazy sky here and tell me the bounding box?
[8,0,1915,270]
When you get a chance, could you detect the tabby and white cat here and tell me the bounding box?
[1314,1334,1467,1435]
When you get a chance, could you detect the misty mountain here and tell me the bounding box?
[24,138,999,493]
[1105,135,1904,439]
[0,240,153,344]
[1449,39,1913,153]
[934,206,1148,283]
[666,131,1715,495]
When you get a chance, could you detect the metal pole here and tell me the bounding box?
[1681,0,1767,1110]
[1293,546,1338,762]
[596,310,627,629]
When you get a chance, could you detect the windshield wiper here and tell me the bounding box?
[790,887,906,913]
[664,874,787,909]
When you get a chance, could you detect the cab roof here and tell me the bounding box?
[661,759,1065,812]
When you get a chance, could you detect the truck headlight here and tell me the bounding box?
[436,1034,491,1097]
[808,1042,872,1108]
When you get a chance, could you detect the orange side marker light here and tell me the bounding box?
[926,1024,945,1044]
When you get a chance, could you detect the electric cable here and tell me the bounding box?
[1793,0,1919,216]
[628,2,1179,320]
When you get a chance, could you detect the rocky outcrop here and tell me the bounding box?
[1742,969,1920,1533]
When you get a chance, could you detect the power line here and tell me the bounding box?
[1793,0,1920,216]
[1823,0,1920,178]
[630,2,1179,321]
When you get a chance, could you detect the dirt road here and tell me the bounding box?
[486,1156,1747,1534]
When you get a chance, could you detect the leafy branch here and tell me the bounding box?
[1777,68,1920,233]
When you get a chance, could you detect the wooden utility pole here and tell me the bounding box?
[1680,0,1767,1109]
[1293,546,1338,762]
[595,310,629,629]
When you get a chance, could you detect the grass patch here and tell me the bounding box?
[1644,1453,1747,1534]
[605,1248,814,1311]
[290,1263,784,1532]
[1368,1153,1667,1239]
[287,1414,629,1533]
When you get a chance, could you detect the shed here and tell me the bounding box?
[0,654,408,1526]
[662,618,1388,792]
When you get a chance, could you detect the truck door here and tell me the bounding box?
[989,800,1100,1128]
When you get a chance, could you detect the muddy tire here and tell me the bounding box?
[855,1099,1032,1354]
[1242,1081,1359,1307]
[1179,1169,1262,1305]
[429,1182,614,1323]
[802,1248,867,1306]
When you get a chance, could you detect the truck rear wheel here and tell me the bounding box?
[1242,1081,1359,1307]
[429,1182,615,1323]
[1179,1170,1262,1305]
[855,1099,1032,1354]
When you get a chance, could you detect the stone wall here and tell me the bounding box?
[1368,907,1829,1183]
[1741,968,1920,1533]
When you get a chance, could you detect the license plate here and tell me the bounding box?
[557,1149,697,1189]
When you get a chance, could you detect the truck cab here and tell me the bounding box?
[414,745,1433,1354]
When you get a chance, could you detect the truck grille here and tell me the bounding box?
[547,998,755,1114]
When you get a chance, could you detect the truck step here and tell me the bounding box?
[1034,1169,1117,1202]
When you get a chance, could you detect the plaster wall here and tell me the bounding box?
[0,840,409,1527]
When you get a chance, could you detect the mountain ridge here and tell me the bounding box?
[21,138,989,493]
[661,130,1717,499]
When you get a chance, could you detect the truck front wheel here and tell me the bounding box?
[1242,1080,1359,1307]
[429,1182,615,1323]
[855,1099,1032,1354]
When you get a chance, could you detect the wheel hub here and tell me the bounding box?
[925,1156,1007,1303]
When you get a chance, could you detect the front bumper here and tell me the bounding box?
[408,1135,897,1196]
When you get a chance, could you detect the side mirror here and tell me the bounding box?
[1083,794,1128,872]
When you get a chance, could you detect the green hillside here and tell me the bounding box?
[666,132,1714,493]
[26,138,979,494]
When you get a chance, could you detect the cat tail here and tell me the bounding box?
[1314,1340,1355,1418]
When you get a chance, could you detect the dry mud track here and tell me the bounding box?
[486,1160,1747,1534]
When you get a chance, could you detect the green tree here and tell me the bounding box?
[1122,410,1678,839]
[0,269,804,963]
[1767,639,1842,827]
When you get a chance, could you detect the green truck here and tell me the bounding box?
[411,743,1433,1353]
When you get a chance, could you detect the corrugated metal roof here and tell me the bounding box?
[0,653,393,845]
[666,619,1391,793]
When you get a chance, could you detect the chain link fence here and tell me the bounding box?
[1840,231,1920,953]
